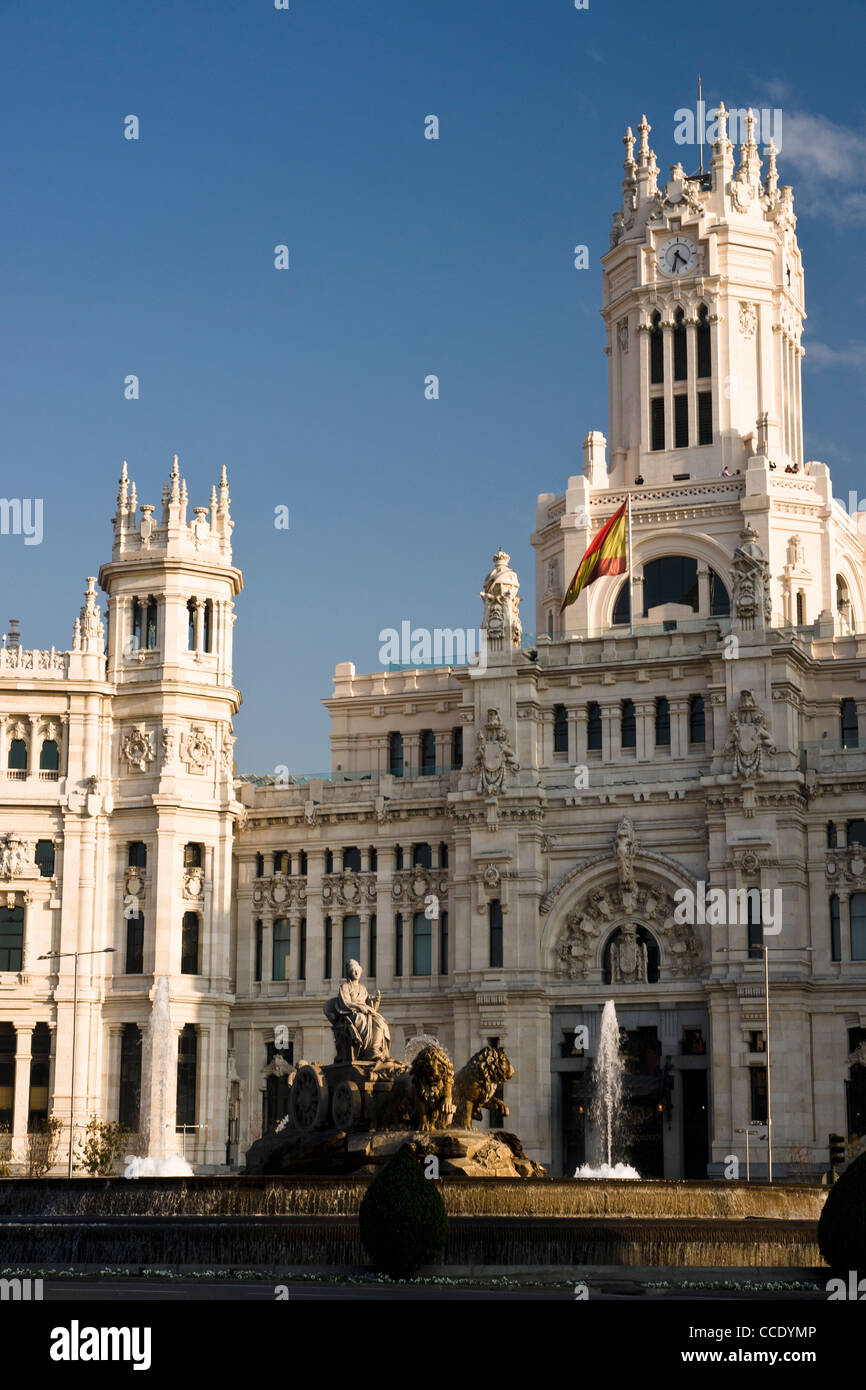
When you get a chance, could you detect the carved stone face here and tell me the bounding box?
[346,959,362,983]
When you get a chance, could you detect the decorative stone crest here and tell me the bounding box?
[480,551,522,649]
[610,921,648,983]
[723,690,776,782]
[738,301,758,338]
[471,707,520,797]
[182,725,215,773]
[121,725,155,773]
[183,867,205,901]
[555,880,698,981]
[617,319,629,353]
[731,525,772,629]
[0,834,30,880]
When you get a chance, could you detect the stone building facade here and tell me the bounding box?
[2,104,865,1176]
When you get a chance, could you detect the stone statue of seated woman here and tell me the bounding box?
[324,959,392,1063]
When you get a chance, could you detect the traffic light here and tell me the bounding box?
[829,1133,846,1167]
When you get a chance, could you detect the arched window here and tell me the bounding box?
[587,702,602,752]
[602,925,660,984]
[841,699,859,749]
[553,703,568,753]
[187,599,196,651]
[613,583,631,626]
[125,910,144,974]
[273,918,290,981]
[176,1025,197,1128]
[8,738,27,772]
[709,569,730,617]
[650,311,664,384]
[203,599,213,653]
[689,695,705,744]
[643,556,699,613]
[697,304,711,377]
[0,904,24,971]
[836,575,850,614]
[118,1024,142,1133]
[655,697,671,747]
[39,740,59,775]
[388,731,404,778]
[796,591,805,625]
[181,912,200,975]
[35,840,55,877]
[621,699,636,749]
[420,729,436,775]
[673,308,687,381]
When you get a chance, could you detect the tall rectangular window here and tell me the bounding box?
[650,315,663,384]
[181,912,200,975]
[0,907,23,972]
[673,312,687,380]
[621,700,636,749]
[553,704,568,753]
[254,921,263,982]
[655,697,671,747]
[651,397,665,452]
[176,1026,197,1129]
[35,839,55,877]
[420,729,436,776]
[587,702,602,752]
[413,912,432,976]
[324,917,332,979]
[342,915,361,974]
[299,917,306,980]
[395,913,403,977]
[698,391,713,445]
[118,1024,142,1133]
[697,306,711,378]
[851,893,866,962]
[674,394,689,448]
[451,727,463,769]
[489,899,503,969]
[272,918,290,982]
[830,895,841,962]
[841,699,859,749]
[440,910,449,975]
[747,892,763,959]
[689,695,705,744]
[369,914,377,978]
[128,841,147,869]
[388,732,404,777]
[749,1066,768,1125]
[125,913,144,974]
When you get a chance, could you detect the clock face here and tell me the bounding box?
[658,236,698,277]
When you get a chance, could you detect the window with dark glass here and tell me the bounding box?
[273,850,290,875]
[697,305,711,377]
[851,893,866,962]
[272,918,290,981]
[368,847,377,873]
[181,912,200,975]
[841,699,859,749]
[299,850,308,875]
[796,591,805,625]
[747,891,763,959]
[394,913,403,977]
[184,843,203,869]
[255,853,264,878]
[674,394,689,448]
[847,820,866,847]
[553,704,568,753]
[655,697,671,747]
[187,599,196,651]
[129,841,147,869]
[395,846,404,870]
[325,849,334,874]
[125,911,144,973]
[650,311,663,384]
[342,915,360,974]
[749,1066,768,1124]
[39,740,59,773]
[489,899,503,969]
[35,839,55,877]
[451,727,463,769]
[203,599,212,653]
[8,739,26,771]
[827,821,838,849]
[176,1025,197,1128]
[0,906,24,971]
[343,846,361,872]
[698,391,712,445]
[621,699,636,749]
[830,895,841,962]
[673,308,687,381]
[254,920,263,981]
[709,569,730,617]
[587,702,602,752]
[388,731,404,777]
[132,597,143,651]
[651,396,665,452]
[324,916,333,978]
[439,843,449,869]
[145,598,158,650]
[118,1024,142,1133]
[0,1023,14,1129]
[299,917,306,980]
[440,910,449,975]
[413,912,432,976]
[369,914,377,978]
[613,582,631,626]
[689,695,705,744]
[420,729,436,776]
[413,843,432,869]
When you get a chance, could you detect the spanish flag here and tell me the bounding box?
[560,501,628,612]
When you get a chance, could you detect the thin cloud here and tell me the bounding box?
[804,341,866,369]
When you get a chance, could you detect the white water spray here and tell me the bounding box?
[575,1000,640,1180]
[124,975,193,1179]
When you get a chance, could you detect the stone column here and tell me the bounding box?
[671,698,689,760]
[289,914,301,981]
[261,910,273,985]
[375,846,396,989]
[697,564,711,618]
[106,1023,125,1125]
[573,706,587,766]
[12,1024,33,1160]
[601,704,615,763]
[635,700,654,761]
[193,598,204,653]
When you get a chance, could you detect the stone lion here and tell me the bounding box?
[383,1044,454,1131]
[451,1045,515,1130]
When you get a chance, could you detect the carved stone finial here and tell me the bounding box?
[480,550,522,650]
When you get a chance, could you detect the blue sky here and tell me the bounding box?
[1,0,864,771]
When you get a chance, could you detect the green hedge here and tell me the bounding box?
[818,1149,866,1270]
[359,1146,448,1277]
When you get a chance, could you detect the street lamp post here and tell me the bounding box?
[735,1125,764,1180]
[718,944,813,1185]
[38,948,115,1177]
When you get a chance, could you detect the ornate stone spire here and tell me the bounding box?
[218,464,231,518]
[737,106,761,183]
[764,138,779,201]
[78,577,105,653]
[117,461,129,512]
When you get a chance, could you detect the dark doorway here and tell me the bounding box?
[561,1072,589,1175]
[682,1069,709,1178]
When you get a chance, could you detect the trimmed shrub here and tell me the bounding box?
[818,1149,866,1270]
[359,1145,448,1277]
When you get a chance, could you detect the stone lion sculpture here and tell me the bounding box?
[383,1044,455,1131]
[451,1045,515,1130]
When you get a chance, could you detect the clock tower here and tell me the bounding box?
[599,105,805,487]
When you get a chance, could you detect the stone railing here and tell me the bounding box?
[0,646,69,676]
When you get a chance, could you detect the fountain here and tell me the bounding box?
[124,975,193,1179]
[575,1000,640,1180]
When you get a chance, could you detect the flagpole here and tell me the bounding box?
[627,491,635,635]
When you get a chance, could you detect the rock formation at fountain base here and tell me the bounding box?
[245,1119,544,1178]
